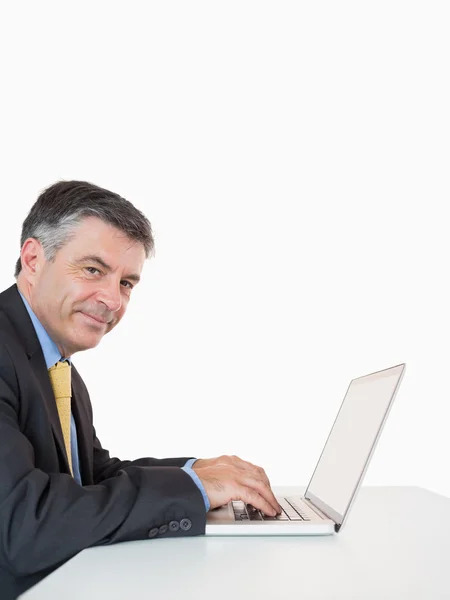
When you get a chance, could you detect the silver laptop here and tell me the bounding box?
[206,363,406,535]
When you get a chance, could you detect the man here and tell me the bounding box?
[0,181,280,599]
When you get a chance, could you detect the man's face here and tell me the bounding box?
[25,217,146,357]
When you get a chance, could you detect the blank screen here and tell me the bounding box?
[306,364,404,518]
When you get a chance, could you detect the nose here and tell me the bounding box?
[96,279,122,314]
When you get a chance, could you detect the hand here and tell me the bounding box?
[193,455,281,516]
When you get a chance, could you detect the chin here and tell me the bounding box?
[70,333,105,353]
[83,335,104,350]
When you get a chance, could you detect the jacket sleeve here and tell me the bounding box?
[0,346,206,579]
[92,431,197,483]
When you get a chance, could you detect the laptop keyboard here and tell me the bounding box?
[232,498,311,522]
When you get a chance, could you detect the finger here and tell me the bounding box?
[239,475,280,514]
[239,486,278,516]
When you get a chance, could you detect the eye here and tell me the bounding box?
[85,267,101,275]
[121,280,134,290]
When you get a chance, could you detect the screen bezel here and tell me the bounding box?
[304,363,406,532]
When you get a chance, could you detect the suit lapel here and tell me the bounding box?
[29,347,74,476]
[0,284,75,477]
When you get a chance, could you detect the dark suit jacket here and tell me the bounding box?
[0,284,206,599]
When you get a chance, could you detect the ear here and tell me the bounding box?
[20,238,45,284]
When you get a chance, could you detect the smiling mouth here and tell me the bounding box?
[80,312,109,325]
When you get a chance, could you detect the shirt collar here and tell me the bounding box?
[18,291,69,369]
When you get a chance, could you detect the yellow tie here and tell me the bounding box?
[48,361,74,476]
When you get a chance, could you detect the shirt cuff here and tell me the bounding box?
[181,458,210,511]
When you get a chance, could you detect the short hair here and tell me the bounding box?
[15,180,154,277]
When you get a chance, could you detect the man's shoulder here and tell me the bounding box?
[0,284,22,333]
[0,331,19,398]
[0,287,23,352]
[0,283,19,309]
[0,308,19,350]
[0,314,24,378]
[0,283,41,357]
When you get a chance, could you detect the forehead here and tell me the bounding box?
[62,217,146,267]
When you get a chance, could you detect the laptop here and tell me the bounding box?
[205,363,406,535]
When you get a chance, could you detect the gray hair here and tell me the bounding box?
[15,180,154,277]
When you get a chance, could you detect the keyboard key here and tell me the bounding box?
[276,512,290,520]
[279,498,304,520]
[246,505,263,520]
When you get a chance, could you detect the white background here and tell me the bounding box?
[0,2,449,498]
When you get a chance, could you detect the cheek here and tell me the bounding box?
[69,283,98,310]
[41,282,69,318]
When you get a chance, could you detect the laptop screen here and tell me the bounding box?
[305,364,405,523]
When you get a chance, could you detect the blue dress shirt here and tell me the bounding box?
[18,292,210,510]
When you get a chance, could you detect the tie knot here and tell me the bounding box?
[48,361,72,399]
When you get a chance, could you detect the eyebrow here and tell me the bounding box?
[77,254,141,284]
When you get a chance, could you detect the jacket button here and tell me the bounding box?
[169,520,180,532]
[159,524,168,535]
[148,528,159,539]
[180,518,192,531]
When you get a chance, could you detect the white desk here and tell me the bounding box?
[20,486,450,599]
